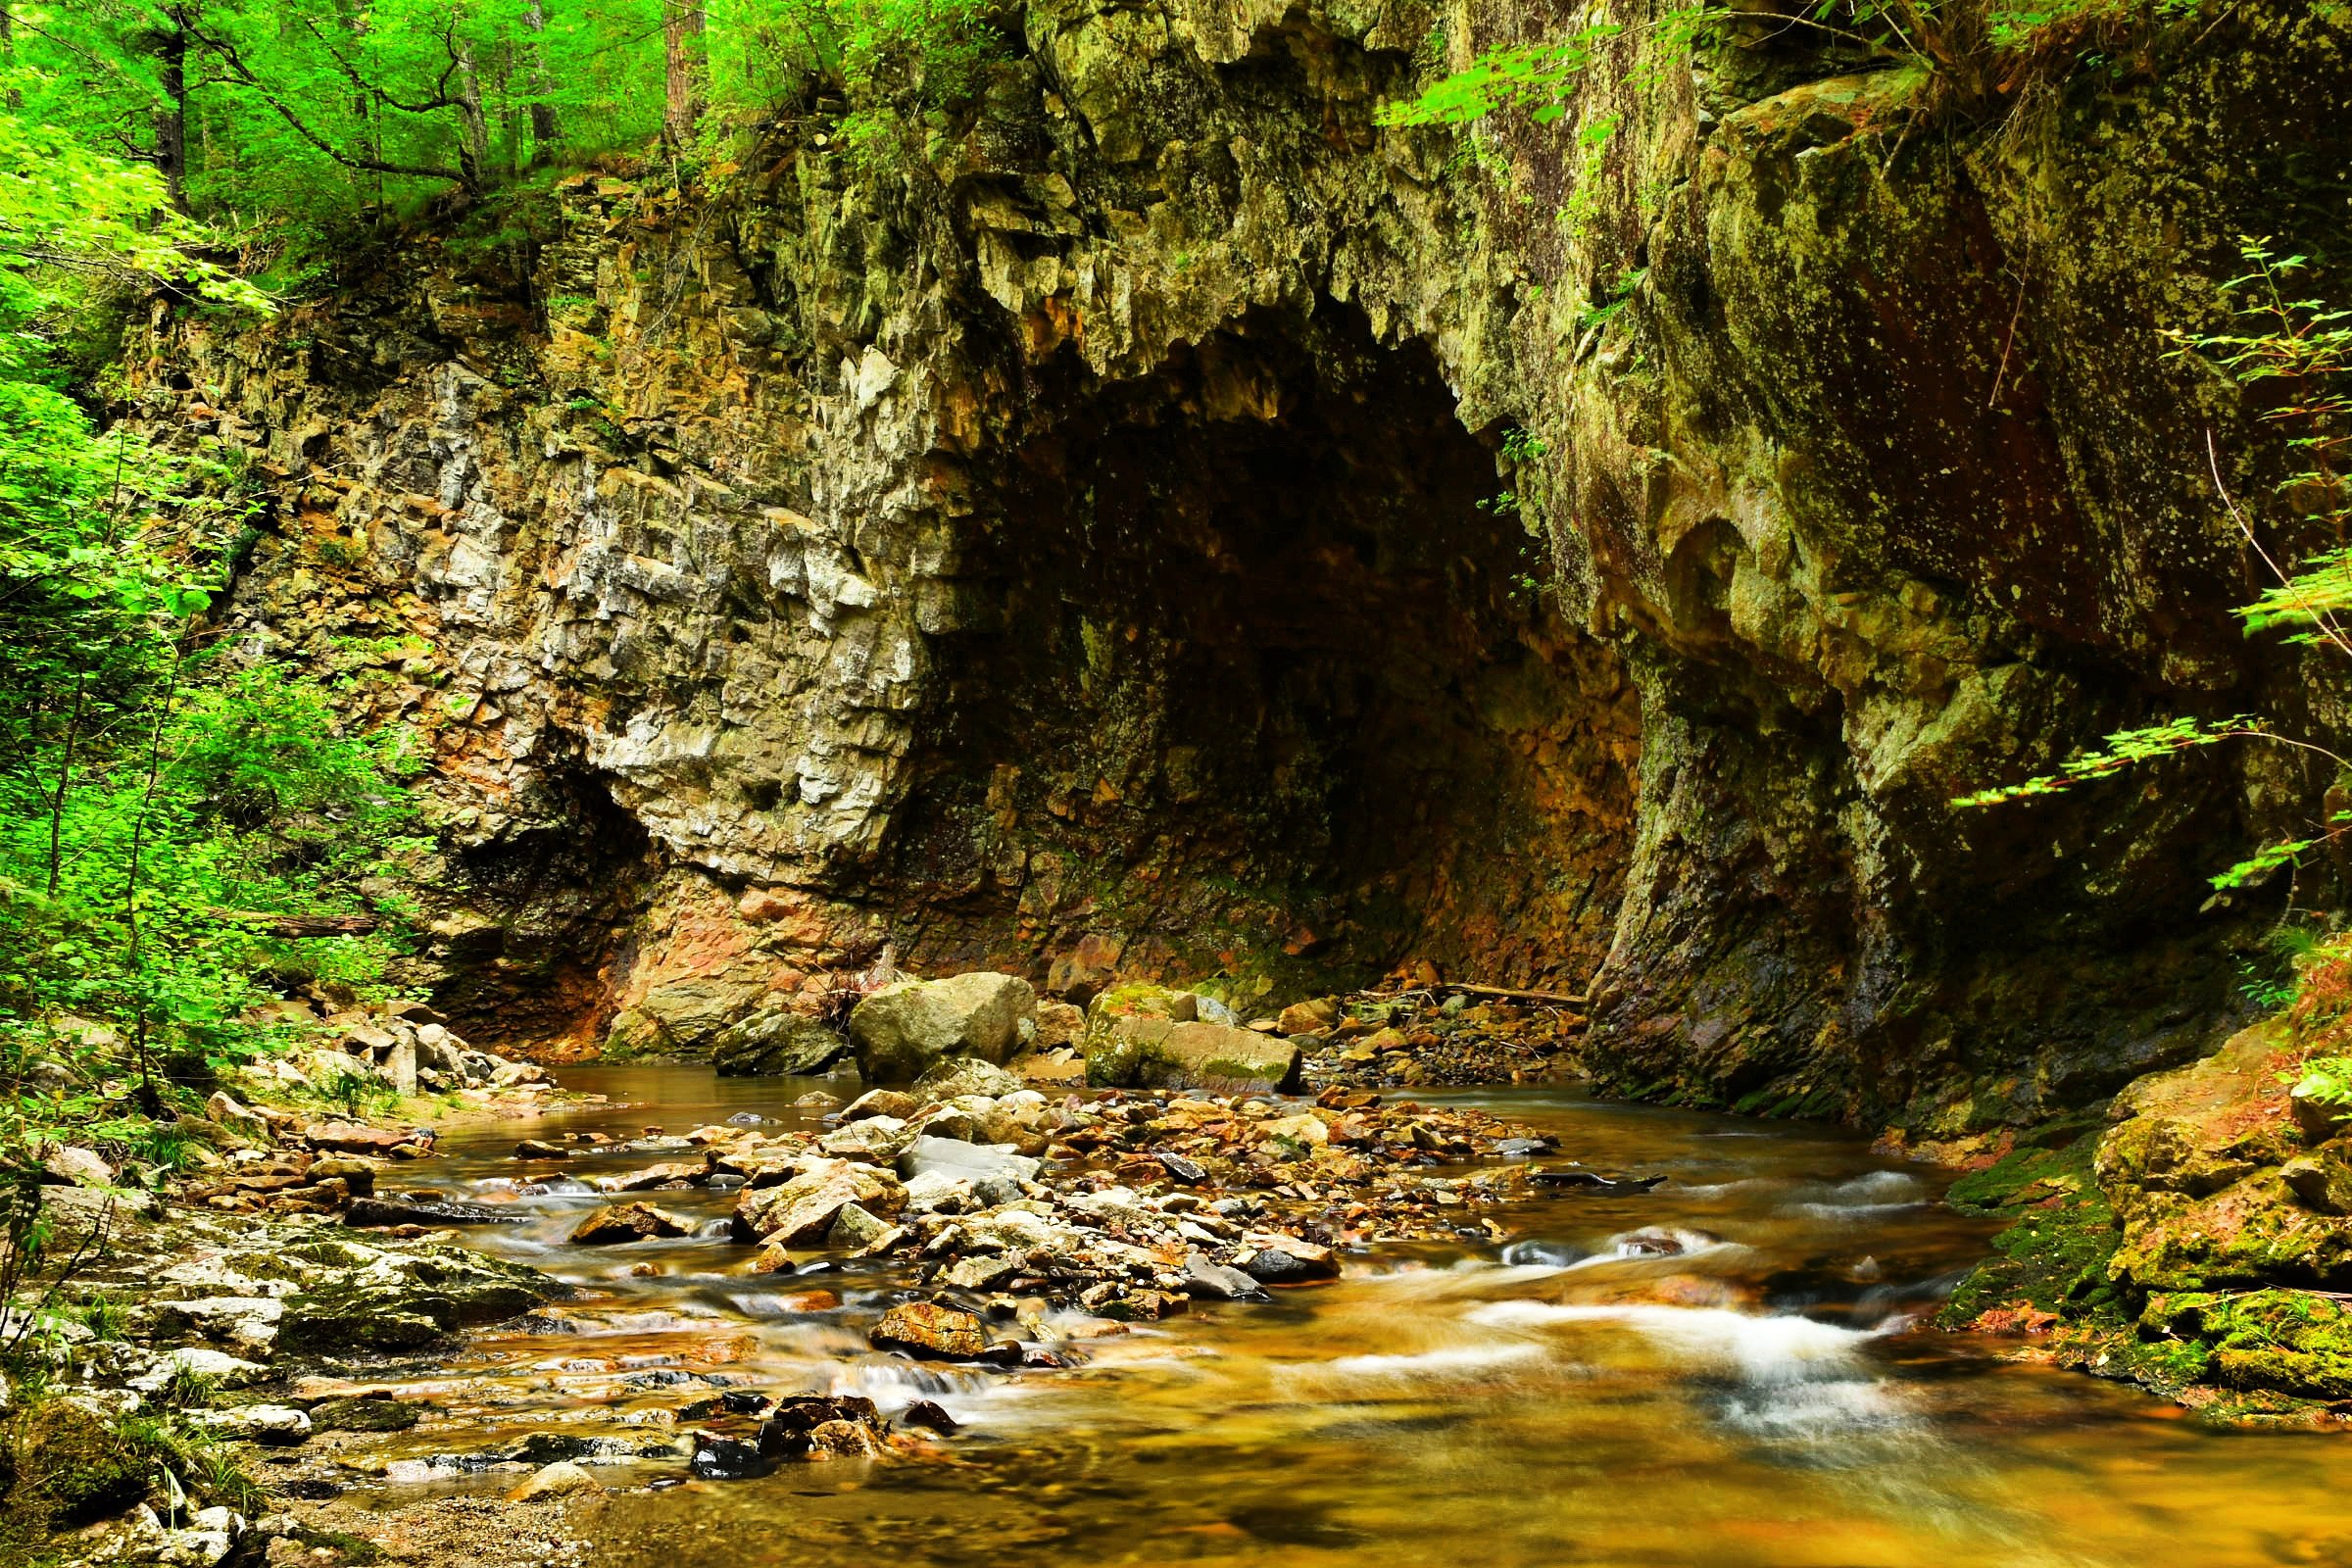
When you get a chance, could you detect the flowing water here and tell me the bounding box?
[360,1068,2352,1567]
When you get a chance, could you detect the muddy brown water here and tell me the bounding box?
[346,1067,2352,1567]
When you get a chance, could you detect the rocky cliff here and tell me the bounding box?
[132,0,2352,1131]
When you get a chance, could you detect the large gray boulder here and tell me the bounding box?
[850,972,1035,1083]
[712,1010,853,1077]
[895,1135,1041,1188]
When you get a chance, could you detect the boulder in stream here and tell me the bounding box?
[567,1202,693,1245]
[850,972,1036,1081]
[869,1301,989,1360]
[712,1010,853,1077]
[732,1159,906,1244]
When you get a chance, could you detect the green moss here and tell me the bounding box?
[2,1397,151,1531]
[1938,1131,2126,1327]
[2143,1289,2352,1401]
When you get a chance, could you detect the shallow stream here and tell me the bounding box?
[364,1068,2352,1566]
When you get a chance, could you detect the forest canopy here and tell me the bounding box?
[10,0,997,235]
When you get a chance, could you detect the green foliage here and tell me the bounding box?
[0,102,423,1197]
[1377,7,1724,129]
[2293,1055,2352,1108]
[1952,715,2273,808]
[1378,1,2211,134]
[14,0,1004,251]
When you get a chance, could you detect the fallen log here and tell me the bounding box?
[1360,981,1588,1007]
[211,909,381,938]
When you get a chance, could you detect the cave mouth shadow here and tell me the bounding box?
[880,302,1642,993]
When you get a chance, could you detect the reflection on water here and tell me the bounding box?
[371,1069,2352,1567]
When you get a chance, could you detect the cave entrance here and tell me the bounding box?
[883,304,1640,996]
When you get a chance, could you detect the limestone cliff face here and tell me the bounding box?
[137,0,2352,1128]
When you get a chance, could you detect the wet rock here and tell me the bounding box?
[825,1201,906,1254]
[1501,1240,1592,1267]
[759,1395,882,1458]
[896,1136,1040,1188]
[309,1156,376,1194]
[129,1348,269,1392]
[304,1121,426,1155]
[842,1089,919,1122]
[713,1010,853,1077]
[912,1055,1026,1101]
[869,1301,988,1360]
[818,1116,915,1162]
[1277,998,1341,1035]
[898,1399,958,1435]
[678,1390,773,1420]
[347,1197,530,1228]
[808,1418,886,1457]
[1184,1253,1270,1301]
[689,1433,769,1480]
[510,1460,603,1500]
[1156,1152,1209,1185]
[569,1201,693,1244]
[1532,1167,1666,1194]
[734,1159,906,1244]
[1085,1015,1302,1093]
[515,1140,570,1158]
[850,972,1037,1081]
[155,1296,284,1351]
[1242,1240,1339,1283]
[1033,1000,1087,1050]
[198,1403,312,1446]
[1607,1226,1718,1256]
[939,1255,1017,1291]
[309,1396,418,1433]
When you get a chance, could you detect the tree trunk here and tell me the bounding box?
[524,0,560,162]
[153,12,189,211]
[453,35,489,191]
[662,0,706,151]
[1,5,20,110]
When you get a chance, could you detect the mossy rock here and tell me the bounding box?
[309,1396,422,1433]
[4,1397,148,1529]
[2143,1289,2352,1401]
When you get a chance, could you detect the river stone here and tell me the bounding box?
[510,1460,602,1500]
[41,1145,115,1188]
[347,1196,530,1228]
[304,1121,423,1155]
[868,1301,987,1360]
[712,1010,853,1077]
[824,1201,903,1253]
[850,973,1036,1082]
[1277,998,1341,1035]
[912,1055,1025,1102]
[200,1403,312,1446]
[842,1089,919,1122]
[1241,1240,1340,1284]
[732,1159,906,1244]
[156,1297,284,1351]
[309,1396,418,1433]
[1084,1016,1302,1093]
[895,1136,1040,1188]
[569,1202,692,1244]
[759,1395,881,1458]
[817,1116,915,1161]
[690,1434,768,1480]
[129,1348,269,1393]
[1184,1253,1269,1301]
